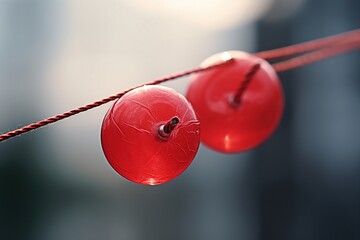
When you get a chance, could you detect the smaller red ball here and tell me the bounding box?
[101,85,200,185]
[186,51,284,153]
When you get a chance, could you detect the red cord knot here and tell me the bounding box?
[158,117,180,139]
[229,63,261,108]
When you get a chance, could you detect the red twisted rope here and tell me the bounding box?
[256,29,360,60]
[1,29,360,142]
[273,41,360,72]
[0,60,233,142]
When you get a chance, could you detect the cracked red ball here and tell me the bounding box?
[101,85,200,185]
[186,51,284,153]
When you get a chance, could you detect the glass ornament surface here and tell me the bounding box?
[186,51,284,153]
[101,85,200,185]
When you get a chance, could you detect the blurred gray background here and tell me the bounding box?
[0,0,359,240]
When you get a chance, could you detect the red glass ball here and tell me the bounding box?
[186,51,284,153]
[101,85,200,185]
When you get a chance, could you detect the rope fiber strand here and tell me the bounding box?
[1,29,360,142]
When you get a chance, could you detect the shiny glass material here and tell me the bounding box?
[186,51,284,153]
[101,86,200,185]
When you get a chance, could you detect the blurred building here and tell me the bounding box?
[0,0,359,240]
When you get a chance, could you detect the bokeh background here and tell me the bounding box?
[0,0,359,239]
